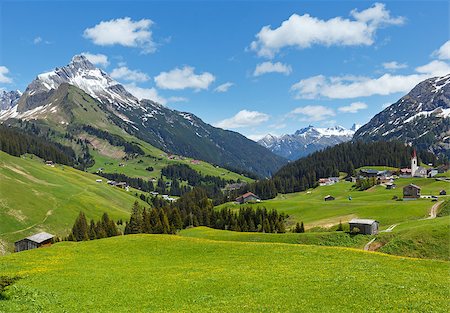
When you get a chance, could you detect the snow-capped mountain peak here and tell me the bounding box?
[0,90,21,111]
[258,125,356,160]
[18,54,140,114]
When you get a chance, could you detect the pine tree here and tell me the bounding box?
[125,201,143,234]
[71,212,89,241]
[88,219,97,240]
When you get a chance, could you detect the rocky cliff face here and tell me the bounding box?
[354,74,450,157]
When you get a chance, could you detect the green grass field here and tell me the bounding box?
[0,151,144,252]
[218,178,449,229]
[180,226,369,248]
[376,216,450,261]
[0,234,448,312]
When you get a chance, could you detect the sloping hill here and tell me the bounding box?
[217,178,449,228]
[0,235,448,312]
[0,151,144,252]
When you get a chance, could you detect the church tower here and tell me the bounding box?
[411,149,418,177]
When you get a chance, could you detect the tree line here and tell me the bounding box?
[0,124,76,166]
[81,125,145,156]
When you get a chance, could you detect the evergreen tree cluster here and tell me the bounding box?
[0,124,76,165]
[124,188,287,235]
[161,164,234,199]
[81,125,145,155]
[67,212,120,241]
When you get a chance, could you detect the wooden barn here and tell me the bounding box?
[403,184,421,199]
[440,190,447,195]
[236,192,261,204]
[349,219,379,235]
[324,195,335,201]
[15,232,54,252]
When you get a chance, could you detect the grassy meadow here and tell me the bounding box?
[0,234,448,312]
[217,178,449,229]
[0,151,144,252]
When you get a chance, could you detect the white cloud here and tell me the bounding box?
[0,66,12,83]
[432,40,450,60]
[214,82,234,93]
[111,66,149,82]
[415,60,450,77]
[290,105,335,122]
[246,133,272,142]
[81,52,109,67]
[155,66,215,90]
[124,83,167,105]
[382,61,407,70]
[291,58,450,99]
[250,3,404,58]
[124,84,187,105]
[83,17,156,53]
[338,101,368,113]
[33,37,42,44]
[253,61,292,76]
[215,110,270,129]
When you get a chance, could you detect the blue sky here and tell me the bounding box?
[0,0,449,140]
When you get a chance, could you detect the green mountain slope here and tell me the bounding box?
[0,235,448,312]
[6,84,253,184]
[0,151,144,252]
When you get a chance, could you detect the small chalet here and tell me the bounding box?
[324,195,335,201]
[440,190,447,196]
[235,192,261,204]
[349,219,379,235]
[403,184,421,199]
[45,160,54,166]
[15,232,54,252]
[386,183,396,190]
[360,169,379,178]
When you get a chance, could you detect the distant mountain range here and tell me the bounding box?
[0,90,21,111]
[258,125,359,160]
[0,55,286,177]
[354,74,450,158]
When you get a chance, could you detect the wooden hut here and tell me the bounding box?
[349,219,379,235]
[14,232,54,252]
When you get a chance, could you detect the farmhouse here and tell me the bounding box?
[403,184,421,199]
[15,232,54,252]
[324,195,335,201]
[236,192,261,204]
[349,219,379,235]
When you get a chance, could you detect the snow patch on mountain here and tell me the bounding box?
[258,125,357,160]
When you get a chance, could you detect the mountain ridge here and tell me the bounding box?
[354,74,450,158]
[258,125,358,160]
[0,55,286,176]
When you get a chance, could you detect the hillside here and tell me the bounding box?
[0,235,448,312]
[1,83,253,186]
[354,74,450,158]
[217,177,449,228]
[0,55,286,177]
[0,151,145,253]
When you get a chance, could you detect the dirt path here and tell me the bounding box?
[427,201,443,219]
[0,210,52,236]
[381,224,398,233]
[364,238,376,251]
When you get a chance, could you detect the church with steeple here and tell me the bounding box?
[410,149,427,178]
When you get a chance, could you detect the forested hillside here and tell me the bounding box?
[231,141,440,199]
